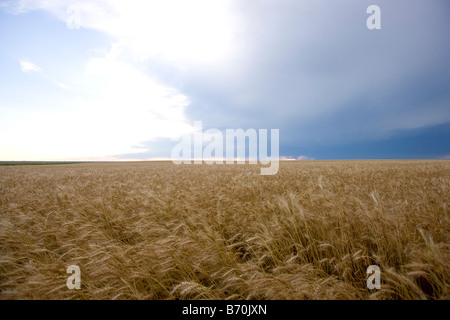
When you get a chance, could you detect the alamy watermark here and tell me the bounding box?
[367,5,381,30]
[66,265,81,289]
[171,121,279,175]
[367,265,381,289]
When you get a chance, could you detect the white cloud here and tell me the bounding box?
[2,0,217,160]
[297,155,314,161]
[79,54,194,141]
[1,51,195,160]
[19,59,42,72]
[279,156,296,161]
[41,75,69,90]
[279,155,315,161]
[10,0,236,65]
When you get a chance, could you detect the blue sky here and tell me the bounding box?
[0,0,449,161]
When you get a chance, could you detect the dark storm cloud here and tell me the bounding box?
[123,0,450,160]
[160,0,449,158]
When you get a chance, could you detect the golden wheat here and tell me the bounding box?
[0,160,448,299]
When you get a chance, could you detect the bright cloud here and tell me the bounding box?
[2,0,221,160]
[1,51,194,160]
[77,53,194,145]
[297,155,315,161]
[10,0,236,65]
[19,59,41,72]
[280,155,315,161]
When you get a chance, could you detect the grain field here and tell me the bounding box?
[0,160,448,299]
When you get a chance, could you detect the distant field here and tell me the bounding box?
[0,161,87,166]
[0,160,448,299]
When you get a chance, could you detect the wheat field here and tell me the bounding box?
[0,160,448,300]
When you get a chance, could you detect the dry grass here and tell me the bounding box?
[0,160,448,300]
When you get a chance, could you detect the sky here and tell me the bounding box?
[0,0,449,161]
